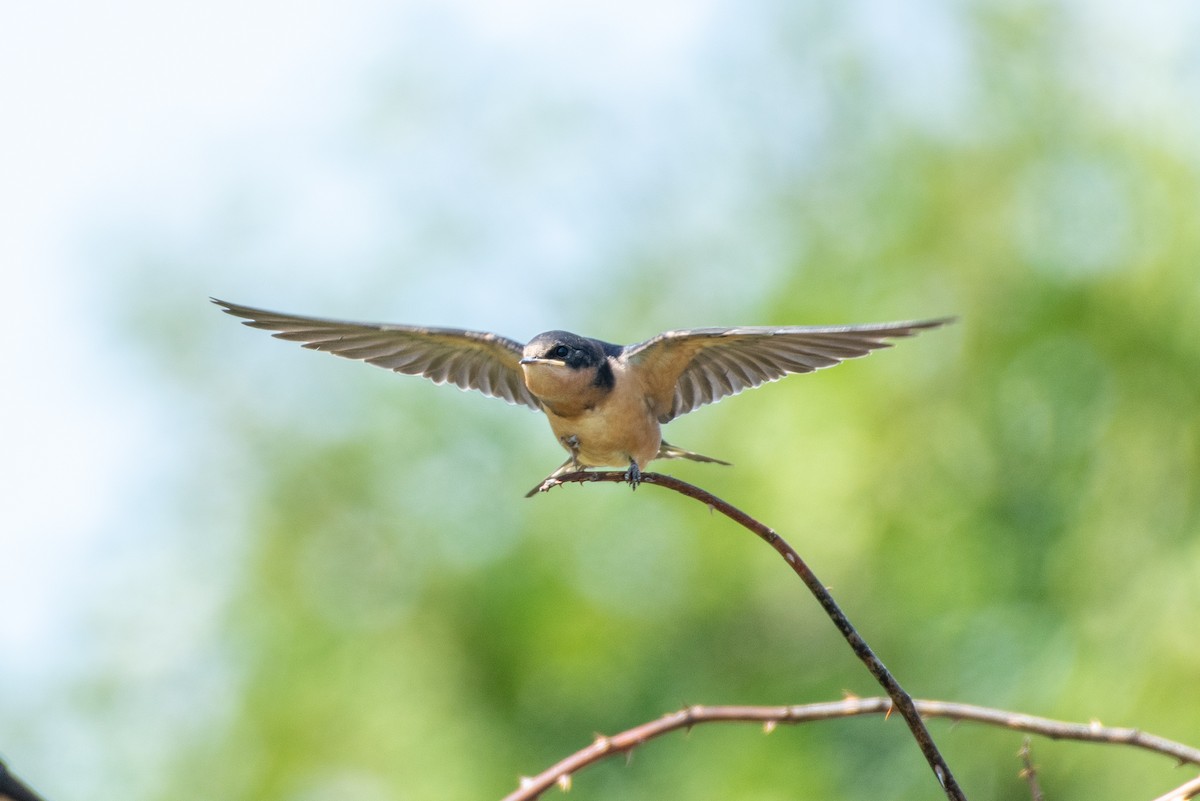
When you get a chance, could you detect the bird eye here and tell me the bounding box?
[552,345,570,358]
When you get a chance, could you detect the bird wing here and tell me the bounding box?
[213,299,540,410]
[622,318,953,423]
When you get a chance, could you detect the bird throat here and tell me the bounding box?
[523,362,612,419]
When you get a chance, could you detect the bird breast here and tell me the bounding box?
[530,359,662,469]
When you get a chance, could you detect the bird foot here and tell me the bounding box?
[625,460,641,492]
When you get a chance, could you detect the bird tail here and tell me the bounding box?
[656,441,731,466]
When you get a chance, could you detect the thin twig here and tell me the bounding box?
[1152,776,1200,801]
[531,470,967,800]
[502,698,1200,801]
[1019,738,1045,801]
[915,700,1200,764]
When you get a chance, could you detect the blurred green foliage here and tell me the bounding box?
[117,3,1199,800]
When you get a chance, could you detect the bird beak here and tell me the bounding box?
[520,357,567,366]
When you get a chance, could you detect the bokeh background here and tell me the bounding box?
[3,1,1198,799]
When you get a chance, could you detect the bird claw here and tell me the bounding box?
[625,461,641,492]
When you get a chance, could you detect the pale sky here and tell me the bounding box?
[1,0,386,665]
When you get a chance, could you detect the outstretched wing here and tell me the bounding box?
[622,318,953,423]
[213,299,540,410]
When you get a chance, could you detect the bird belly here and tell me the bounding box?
[543,394,661,470]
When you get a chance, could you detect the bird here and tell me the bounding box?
[213,299,951,496]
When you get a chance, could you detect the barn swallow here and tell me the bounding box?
[214,299,951,496]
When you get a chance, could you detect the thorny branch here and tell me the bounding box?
[531,470,967,800]
[502,698,1200,801]
[1019,738,1045,801]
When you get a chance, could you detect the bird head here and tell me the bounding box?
[520,331,604,369]
[520,331,612,402]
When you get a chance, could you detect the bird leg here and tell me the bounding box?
[560,434,582,459]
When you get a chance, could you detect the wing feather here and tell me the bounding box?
[624,318,953,422]
[213,298,540,410]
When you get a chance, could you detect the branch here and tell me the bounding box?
[531,471,967,800]
[502,698,1200,801]
[1018,738,1045,801]
[1153,776,1200,801]
[0,757,49,801]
